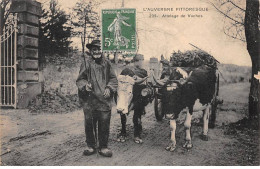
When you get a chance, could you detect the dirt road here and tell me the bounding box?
[0,82,259,166]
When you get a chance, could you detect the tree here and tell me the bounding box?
[210,0,246,42]
[71,0,100,56]
[210,0,259,120]
[39,0,72,56]
[244,0,259,120]
[0,0,11,35]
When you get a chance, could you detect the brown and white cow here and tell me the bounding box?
[116,67,151,144]
[153,65,217,151]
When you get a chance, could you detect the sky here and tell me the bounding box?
[37,0,251,66]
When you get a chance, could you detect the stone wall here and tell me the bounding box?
[10,0,43,108]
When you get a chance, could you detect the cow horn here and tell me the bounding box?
[170,80,181,84]
[170,71,193,85]
[128,102,134,112]
[152,73,168,86]
[188,71,193,77]
[170,79,186,85]
[135,76,148,84]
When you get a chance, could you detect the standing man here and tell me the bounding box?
[76,40,118,157]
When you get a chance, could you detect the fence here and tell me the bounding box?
[0,14,18,108]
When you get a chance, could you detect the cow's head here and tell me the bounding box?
[116,75,148,114]
[153,67,193,118]
[153,67,192,88]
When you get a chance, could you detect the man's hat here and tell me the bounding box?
[133,54,144,62]
[86,40,101,49]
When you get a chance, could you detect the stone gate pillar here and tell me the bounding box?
[10,0,43,108]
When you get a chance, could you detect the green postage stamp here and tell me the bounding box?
[102,8,136,52]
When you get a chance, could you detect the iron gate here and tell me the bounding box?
[0,14,17,108]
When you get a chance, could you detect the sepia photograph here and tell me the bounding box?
[0,0,259,166]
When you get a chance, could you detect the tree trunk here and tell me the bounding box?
[245,0,260,119]
[249,63,260,119]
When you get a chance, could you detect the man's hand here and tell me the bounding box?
[103,88,111,98]
[85,83,92,91]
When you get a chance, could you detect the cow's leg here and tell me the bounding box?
[166,119,177,151]
[114,91,117,104]
[133,106,143,144]
[201,105,210,141]
[183,111,193,149]
[117,114,127,142]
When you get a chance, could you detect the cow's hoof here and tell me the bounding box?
[165,143,176,152]
[134,137,143,144]
[209,123,215,129]
[201,134,209,141]
[117,134,126,142]
[183,141,193,149]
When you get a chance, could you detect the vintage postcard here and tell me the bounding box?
[0,0,259,166]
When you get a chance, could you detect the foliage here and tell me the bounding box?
[0,0,11,35]
[39,0,72,56]
[71,0,101,55]
[209,0,259,119]
[169,50,218,69]
[209,0,247,42]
